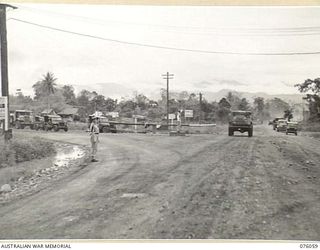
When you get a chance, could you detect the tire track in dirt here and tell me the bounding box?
[147,135,257,239]
[73,135,235,238]
[230,134,320,240]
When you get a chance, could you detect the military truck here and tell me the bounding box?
[228,110,253,137]
[88,115,117,133]
[272,117,284,130]
[12,110,34,129]
[286,121,298,135]
[276,119,287,132]
[43,115,68,132]
[33,116,45,130]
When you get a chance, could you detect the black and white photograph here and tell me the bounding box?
[0,1,320,242]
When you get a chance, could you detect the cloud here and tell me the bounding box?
[281,81,295,87]
[74,82,134,98]
[193,81,214,88]
[214,78,248,86]
[193,79,248,89]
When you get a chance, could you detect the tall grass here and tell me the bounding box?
[0,136,56,168]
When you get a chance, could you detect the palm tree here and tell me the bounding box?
[41,72,57,96]
[33,72,57,109]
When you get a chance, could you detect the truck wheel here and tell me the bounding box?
[64,127,68,132]
[228,128,233,136]
[248,128,253,137]
[20,125,25,129]
[53,125,59,132]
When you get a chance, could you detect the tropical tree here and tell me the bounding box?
[32,72,58,110]
[265,98,290,118]
[226,92,241,109]
[295,78,320,121]
[238,98,250,111]
[105,98,118,112]
[33,72,57,100]
[62,85,76,105]
[216,98,231,123]
[284,109,293,121]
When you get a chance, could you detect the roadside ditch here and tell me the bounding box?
[0,142,90,204]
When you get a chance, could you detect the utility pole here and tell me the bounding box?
[0,4,17,141]
[162,72,174,128]
[199,92,203,123]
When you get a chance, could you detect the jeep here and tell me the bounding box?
[228,110,253,137]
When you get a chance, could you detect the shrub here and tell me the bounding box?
[0,141,15,168]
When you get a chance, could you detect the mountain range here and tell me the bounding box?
[77,83,305,105]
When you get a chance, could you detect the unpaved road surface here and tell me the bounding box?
[0,126,319,240]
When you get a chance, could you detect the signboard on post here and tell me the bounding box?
[184,109,193,118]
[168,113,176,120]
[106,112,119,118]
[0,96,8,130]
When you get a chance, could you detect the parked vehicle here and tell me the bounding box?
[276,119,287,132]
[228,110,253,137]
[272,117,284,130]
[286,121,298,135]
[43,115,68,132]
[33,116,45,131]
[11,110,34,129]
[88,115,117,133]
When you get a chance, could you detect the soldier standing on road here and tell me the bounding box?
[177,110,182,132]
[89,117,100,162]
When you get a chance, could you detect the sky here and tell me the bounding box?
[2,3,320,99]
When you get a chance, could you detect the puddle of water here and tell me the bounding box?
[53,146,85,167]
[121,193,146,198]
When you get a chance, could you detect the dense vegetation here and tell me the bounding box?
[10,72,301,124]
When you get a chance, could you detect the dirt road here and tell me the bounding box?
[0,126,319,240]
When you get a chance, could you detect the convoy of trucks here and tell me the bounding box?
[9,110,69,132]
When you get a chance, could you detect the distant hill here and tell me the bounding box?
[202,89,305,105]
[75,83,305,105]
[74,82,135,100]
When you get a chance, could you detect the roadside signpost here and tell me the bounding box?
[184,110,193,118]
[0,96,8,130]
[168,113,175,120]
[169,113,175,130]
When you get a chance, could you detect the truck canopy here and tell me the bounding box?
[231,110,252,116]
